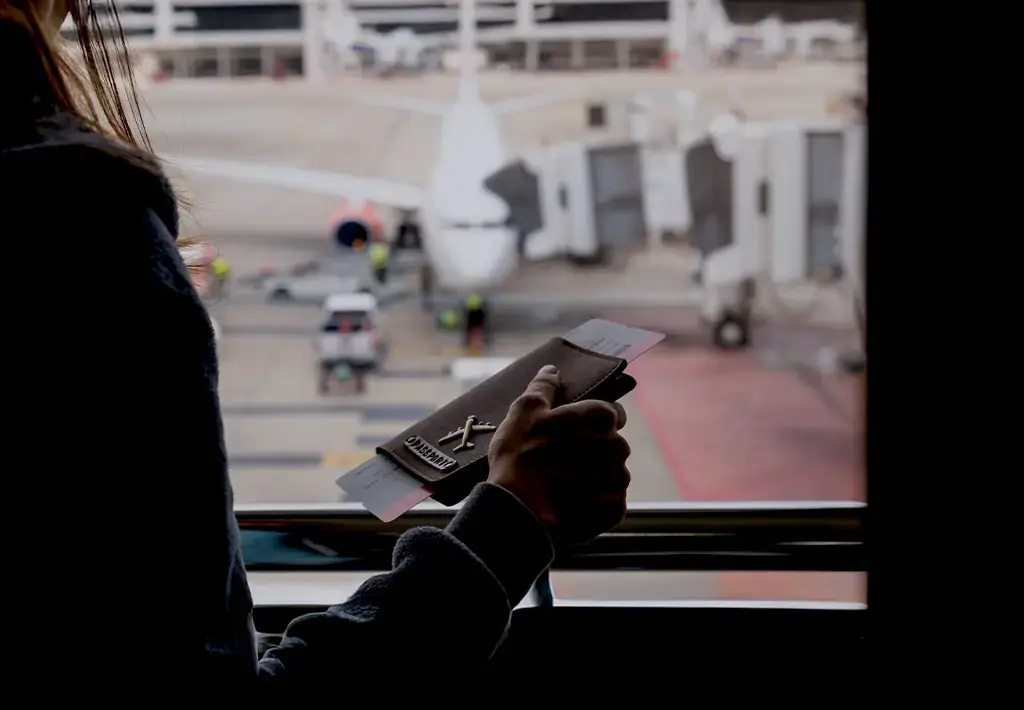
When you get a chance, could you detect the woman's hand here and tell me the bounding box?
[487,365,631,547]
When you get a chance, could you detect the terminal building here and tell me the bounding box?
[67,0,864,78]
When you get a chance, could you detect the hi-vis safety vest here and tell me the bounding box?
[369,242,390,268]
[211,257,229,279]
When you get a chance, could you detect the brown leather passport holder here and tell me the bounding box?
[376,336,636,506]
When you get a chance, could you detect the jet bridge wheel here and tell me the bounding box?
[712,312,751,350]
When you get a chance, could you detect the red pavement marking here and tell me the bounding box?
[629,348,863,502]
[628,347,865,602]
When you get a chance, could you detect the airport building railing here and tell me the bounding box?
[237,501,865,575]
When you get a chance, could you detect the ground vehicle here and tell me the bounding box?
[267,271,367,303]
[316,293,385,394]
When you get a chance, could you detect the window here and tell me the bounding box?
[160,5,866,604]
[321,312,372,333]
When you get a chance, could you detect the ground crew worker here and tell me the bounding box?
[369,239,390,285]
[437,308,459,330]
[464,293,487,350]
[211,256,230,296]
[396,211,422,251]
[420,263,434,311]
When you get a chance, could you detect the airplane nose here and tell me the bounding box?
[429,228,517,291]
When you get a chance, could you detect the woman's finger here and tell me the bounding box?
[536,399,620,437]
[611,401,627,430]
[566,435,631,489]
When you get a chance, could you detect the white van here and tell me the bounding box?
[317,293,384,371]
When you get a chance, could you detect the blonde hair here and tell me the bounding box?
[176,236,212,281]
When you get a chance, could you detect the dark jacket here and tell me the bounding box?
[1,107,554,695]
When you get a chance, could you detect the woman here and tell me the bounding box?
[1,0,633,695]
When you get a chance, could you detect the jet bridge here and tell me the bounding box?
[480,114,865,350]
[687,115,866,346]
[486,139,649,266]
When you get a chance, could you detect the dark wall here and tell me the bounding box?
[549,3,669,23]
[175,4,302,32]
[722,0,864,27]
[112,1,865,35]
[548,1,862,26]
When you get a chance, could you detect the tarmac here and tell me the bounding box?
[141,65,864,603]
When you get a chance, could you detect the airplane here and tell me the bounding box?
[319,0,431,75]
[167,3,866,351]
[696,0,860,64]
[169,0,629,297]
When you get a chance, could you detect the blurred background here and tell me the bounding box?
[75,0,866,604]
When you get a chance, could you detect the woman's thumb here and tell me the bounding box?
[519,365,561,411]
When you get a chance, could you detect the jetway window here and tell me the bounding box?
[584,41,618,71]
[591,147,643,204]
[806,131,844,280]
[538,41,572,71]
[597,207,647,246]
[276,52,303,77]
[589,145,646,249]
[629,40,666,69]
[189,49,220,78]
[488,41,527,71]
[230,47,263,77]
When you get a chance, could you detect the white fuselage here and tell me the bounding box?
[418,91,518,292]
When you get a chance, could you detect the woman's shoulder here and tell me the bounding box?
[1,112,204,307]
[0,112,180,238]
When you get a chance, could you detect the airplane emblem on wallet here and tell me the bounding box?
[438,415,498,453]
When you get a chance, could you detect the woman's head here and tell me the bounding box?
[2,0,150,154]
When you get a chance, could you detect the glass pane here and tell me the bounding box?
[136,0,865,607]
[807,131,844,274]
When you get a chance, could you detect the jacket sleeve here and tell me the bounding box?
[11,179,258,682]
[256,483,555,692]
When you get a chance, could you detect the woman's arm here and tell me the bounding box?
[256,483,554,691]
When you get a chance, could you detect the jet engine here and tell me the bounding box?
[329,201,383,251]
